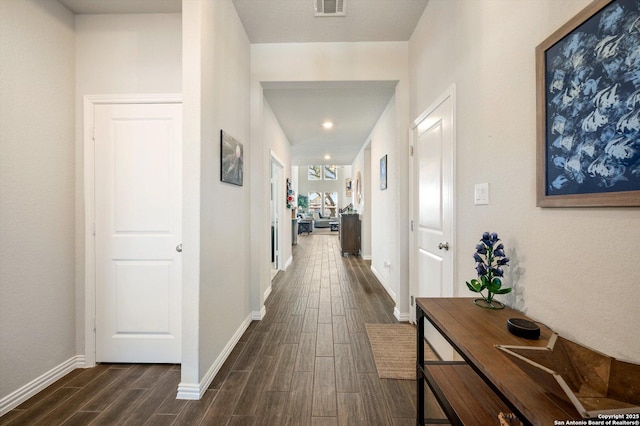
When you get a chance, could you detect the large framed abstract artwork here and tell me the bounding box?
[536,0,640,207]
[220,130,243,186]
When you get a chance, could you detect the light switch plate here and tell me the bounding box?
[474,183,489,205]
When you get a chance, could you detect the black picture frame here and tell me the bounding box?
[220,130,243,186]
[536,0,640,207]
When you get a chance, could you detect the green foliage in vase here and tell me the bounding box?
[297,194,308,209]
[465,232,512,304]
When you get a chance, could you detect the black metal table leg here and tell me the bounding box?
[416,305,425,425]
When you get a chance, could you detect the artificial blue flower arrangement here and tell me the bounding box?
[465,232,512,309]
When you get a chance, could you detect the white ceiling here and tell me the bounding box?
[57,0,429,166]
[58,0,181,14]
[232,0,429,44]
[263,81,397,166]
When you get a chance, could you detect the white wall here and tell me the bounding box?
[368,98,399,303]
[182,0,252,392]
[363,149,372,260]
[0,0,75,401]
[74,11,182,358]
[263,99,292,267]
[410,0,640,362]
[352,95,404,307]
[75,14,181,94]
[251,42,410,319]
[291,166,299,196]
[181,0,202,392]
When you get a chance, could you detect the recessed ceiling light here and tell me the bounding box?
[324,154,331,160]
[322,121,333,129]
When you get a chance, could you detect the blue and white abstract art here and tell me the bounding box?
[545,0,640,196]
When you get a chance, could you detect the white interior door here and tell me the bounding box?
[94,102,182,363]
[411,90,455,359]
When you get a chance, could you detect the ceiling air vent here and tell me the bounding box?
[314,0,346,17]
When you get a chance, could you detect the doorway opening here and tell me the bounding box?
[270,154,284,281]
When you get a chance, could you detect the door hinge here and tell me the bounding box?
[92,222,95,236]
[410,220,414,231]
[410,145,414,156]
[93,317,96,333]
[411,295,414,306]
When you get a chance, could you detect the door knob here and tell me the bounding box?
[438,242,449,251]
[176,244,182,252]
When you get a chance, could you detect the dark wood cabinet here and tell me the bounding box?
[339,214,360,256]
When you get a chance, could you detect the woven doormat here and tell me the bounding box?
[365,323,438,380]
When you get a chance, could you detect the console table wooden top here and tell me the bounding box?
[416,297,583,425]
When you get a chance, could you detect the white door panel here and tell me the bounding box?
[94,102,182,363]
[114,261,172,332]
[418,249,442,298]
[112,120,173,232]
[418,123,442,231]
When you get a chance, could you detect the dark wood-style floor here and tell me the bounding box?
[1,233,445,425]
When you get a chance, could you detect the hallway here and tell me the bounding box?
[1,233,440,425]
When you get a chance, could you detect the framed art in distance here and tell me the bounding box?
[380,154,387,190]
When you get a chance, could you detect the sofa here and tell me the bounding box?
[310,212,335,228]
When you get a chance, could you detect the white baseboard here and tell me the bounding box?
[394,307,410,322]
[251,306,266,320]
[264,284,272,302]
[370,265,396,301]
[284,256,293,270]
[175,382,200,400]
[0,355,86,416]
[361,254,372,260]
[370,266,409,322]
[176,313,253,400]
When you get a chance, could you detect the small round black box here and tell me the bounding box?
[507,318,540,339]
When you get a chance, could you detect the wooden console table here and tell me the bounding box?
[416,298,583,425]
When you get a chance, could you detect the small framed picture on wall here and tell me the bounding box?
[380,155,387,190]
